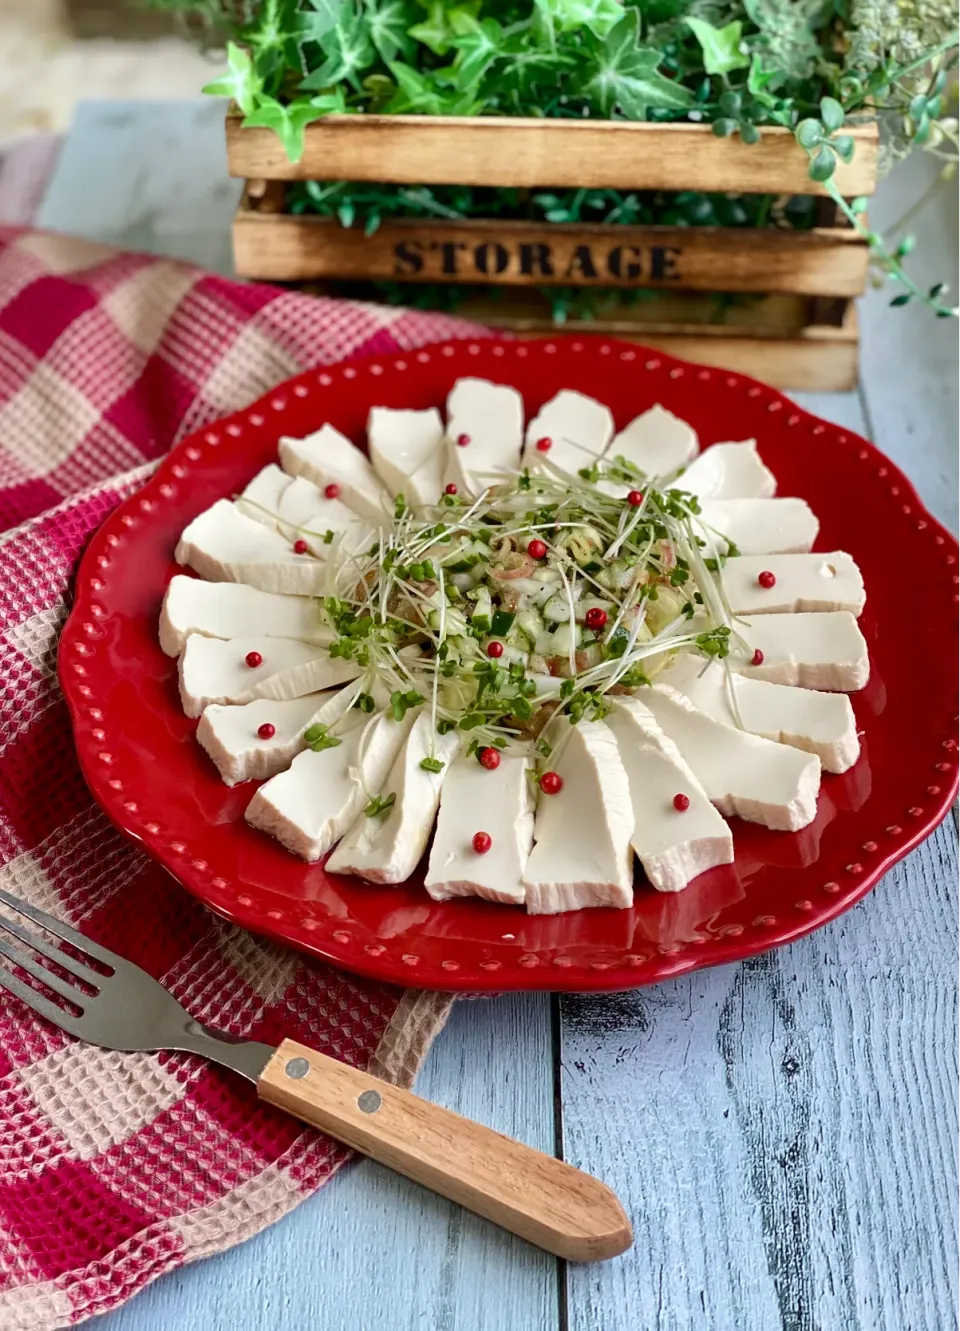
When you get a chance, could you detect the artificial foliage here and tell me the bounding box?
[148,0,958,314]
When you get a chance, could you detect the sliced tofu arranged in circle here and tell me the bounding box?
[722,552,866,616]
[658,656,860,773]
[279,424,389,524]
[425,753,535,905]
[326,713,461,884]
[728,611,870,692]
[444,378,525,498]
[522,390,614,477]
[606,698,734,893]
[638,685,821,832]
[238,466,371,556]
[175,499,327,596]
[159,576,333,657]
[679,440,777,499]
[276,476,373,556]
[696,498,819,556]
[197,693,329,787]
[368,406,445,507]
[235,463,292,526]
[246,693,416,862]
[523,721,635,915]
[178,634,330,717]
[605,404,698,488]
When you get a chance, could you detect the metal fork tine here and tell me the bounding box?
[0,962,86,1039]
[0,912,104,986]
[0,886,121,969]
[0,935,92,1006]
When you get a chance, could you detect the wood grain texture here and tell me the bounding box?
[258,1037,631,1261]
[558,815,959,1331]
[232,206,869,297]
[226,113,879,197]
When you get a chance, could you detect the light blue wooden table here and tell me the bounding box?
[36,101,959,1331]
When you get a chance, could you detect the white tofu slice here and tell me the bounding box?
[444,378,524,497]
[658,655,860,773]
[196,693,328,787]
[177,634,327,717]
[246,692,417,861]
[679,441,777,499]
[175,499,326,596]
[697,498,819,556]
[606,698,733,892]
[606,404,698,483]
[275,476,372,557]
[638,685,821,831]
[326,713,461,883]
[242,654,362,703]
[159,576,332,657]
[722,552,866,616]
[368,406,445,507]
[236,464,293,527]
[521,390,614,476]
[424,754,534,905]
[729,612,870,692]
[279,425,389,524]
[523,721,634,915]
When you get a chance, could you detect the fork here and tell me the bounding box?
[0,887,632,1262]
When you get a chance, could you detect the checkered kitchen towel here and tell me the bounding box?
[0,225,492,1330]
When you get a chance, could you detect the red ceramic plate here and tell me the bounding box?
[59,337,959,992]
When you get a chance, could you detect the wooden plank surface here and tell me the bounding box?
[226,113,879,197]
[233,207,869,297]
[39,100,957,1331]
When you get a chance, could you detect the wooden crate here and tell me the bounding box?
[226,112,879,391]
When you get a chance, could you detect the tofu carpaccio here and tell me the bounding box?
[159,382,870,913]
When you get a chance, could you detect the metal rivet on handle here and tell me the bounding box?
[357,1089,382,1114]
[285,1057,310,1080]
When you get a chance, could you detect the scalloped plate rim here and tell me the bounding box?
[58,335,959,993]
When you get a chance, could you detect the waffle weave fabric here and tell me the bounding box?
[0,226,487,1330]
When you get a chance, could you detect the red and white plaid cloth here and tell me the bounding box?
[0,225,492,1330]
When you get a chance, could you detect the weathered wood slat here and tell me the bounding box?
[233,206,870,297]
[558,815,959,1331]
[226,113,879,197]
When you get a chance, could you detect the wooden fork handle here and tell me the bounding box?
[258,1038,632,1262]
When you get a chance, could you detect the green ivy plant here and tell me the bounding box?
[147,0,958,315]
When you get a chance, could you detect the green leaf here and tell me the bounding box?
[241,97,328,163]
[746,55,779,108]
[712,117,738,137]
[819,96,845,134]
[808,145,836,182]
[534,0,625,39]
[202,42,262,117]
[795,118,823,149]
[363,0,417,62]
[739,122,761,145]
[385,62,450,114]
[449,15,503,91]
[684,18,750,77]
[743,0,820,80]
[890,293,911,307]
[583,11,694,120]
[832,134,854,163]
[408,1,478,55]
[308,87,350,116]
[240,0,316,70]
[301,9,376,91]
